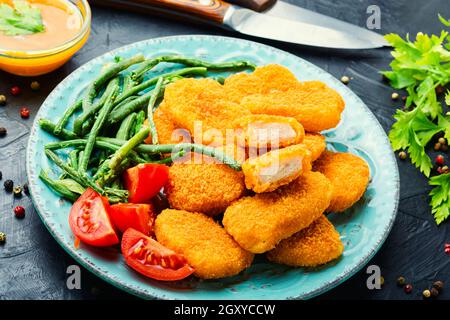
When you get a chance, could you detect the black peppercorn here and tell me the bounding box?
[4,179,13,192]
[430,287,439,297]
[23,183,29,196]
[397,276,406,286]
[433,280,444,292]
[0,232,5,244]
[13,185,22,198]
[0,127,6,137]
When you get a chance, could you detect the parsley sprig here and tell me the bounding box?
[384,15,450,224]
[0,0,44,36]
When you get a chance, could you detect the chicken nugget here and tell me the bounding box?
[242,144,312,193]
[155,209,254,279]
[267,215,344,267]
[224,64,300,103]
[163,78,250,145]
[241,81,345,132]
[145,103,191,145]
[223,171,333,253]
[234,114,305,148]
[165,162,245,216]
[313,151,370,212]
[302,133,326,161]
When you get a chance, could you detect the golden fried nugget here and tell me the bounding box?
[241,81,345,132]
[224,64,300,103]
[234,114,305,148]
[223,171,333,253]
[267,215,344,267]
[303,133,326,161]
[163,78,250,145]
[155,209,254,279]
[242,144,312,193]
[313,151,370,212]
[147,103,191,145]
[165,163,245,216]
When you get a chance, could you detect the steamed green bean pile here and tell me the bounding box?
[39,54,255,203]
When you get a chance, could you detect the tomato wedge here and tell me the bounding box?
[123,164,169,203]
[69,188,119,247]
[110,203,155,235]
[121,228,195,281]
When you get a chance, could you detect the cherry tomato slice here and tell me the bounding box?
[123,164,169,203]
[110,203,156,235]
[69,188,119,247]
[121,228,194,281]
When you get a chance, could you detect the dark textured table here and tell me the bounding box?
[1,0,450,300]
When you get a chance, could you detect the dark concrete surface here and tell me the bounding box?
[0,0,449,300]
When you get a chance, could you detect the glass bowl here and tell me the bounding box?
[0,0,91,76]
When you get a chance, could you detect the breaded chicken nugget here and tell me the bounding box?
[267,215,344,267]
[165,163,245,216]
[242,144,312,193]
[313,151,370,212]
[223,171,333,253]
[163,78,250,145]
[303,133,326,161]
[155,209,254,279]
[234,114,305,148]
[224,64,300,103]
[145,103,191,145]
[241,81,345,132]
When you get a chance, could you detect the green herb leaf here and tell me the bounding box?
[0,0,45,36]
[430,173,450,224]
[445,90,450,106]
[439,14,450,27]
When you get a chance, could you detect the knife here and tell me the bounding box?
[90,0,390,49]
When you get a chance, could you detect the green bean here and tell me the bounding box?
[147,77,163,145]
[82,54,145,111]
[53,99,82,135]
[116,67,207,105]
[106,90,156,125]
[214,76,226,85]
[151,149,186,165]
[79,86,118,174]
[97,158,132,186]
[116,113,137,140]
[69,150,79,171]
[39,170,79,202]
[111,96,139,114]
[45,149,105,195]
[132,56,255,80]
[74,77,120,136]
[134,110,146,135]
[39,119,78,140]
[77,151,84,172]
[109,127,150,172]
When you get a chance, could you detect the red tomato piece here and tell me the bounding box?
[123,164,169,203]
[110,203,156,236]
[121,228,195,281]
[69,188,119,247]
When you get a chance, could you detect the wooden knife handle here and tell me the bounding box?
[90,0,231,24]
[227,0,276,12]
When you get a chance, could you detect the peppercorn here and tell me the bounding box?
[404,284,413,294]
[14,206,25,218]
[23,183,29,196]
[0,94,6,106]
[0,232,5,244]
[340,76,350,84]
[399,151,407,160]
[439,137,446,145]
[433,280,444,292]
[10,86,21,96]
[391,92,399,100]
[13,185,22,198]
[4,179,13,192]
[423,289,431,298]
[397,276,406,286]
[380,276,385,286]
[20,107,30,119]
[443,166,449,174]
[30,81,40,91]
[446,247,450,254]
[402,96,407,101]
[442,144,449,152]
[435,142,442,151]
[437,166,444,174]
[430,287,439,297]
[0,127,6,137]
[436,154,445,165]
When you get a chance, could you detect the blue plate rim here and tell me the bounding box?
[26,34,400,300]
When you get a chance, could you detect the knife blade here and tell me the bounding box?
[90,0,389,49]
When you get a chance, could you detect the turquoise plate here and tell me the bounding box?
[26,35,399,300]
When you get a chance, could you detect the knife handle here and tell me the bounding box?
[90,0,231,23]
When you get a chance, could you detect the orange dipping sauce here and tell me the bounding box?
[0,0,91,76]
